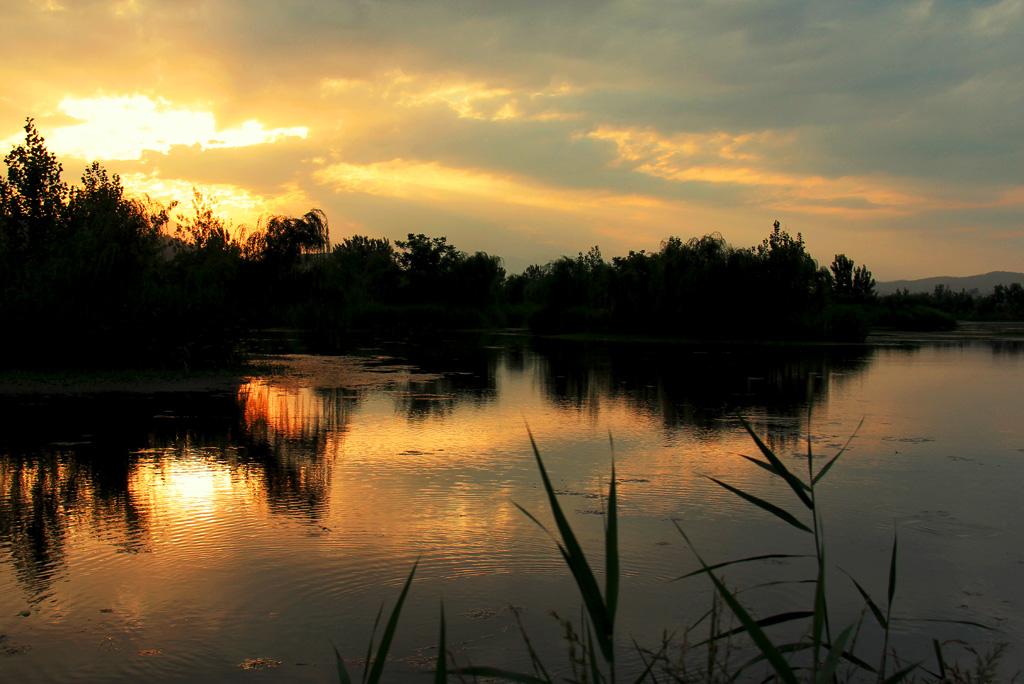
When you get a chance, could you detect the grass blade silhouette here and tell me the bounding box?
[335,560,418,684]
[523,426,615,664]
[676,521,799,684]
[739,417,814,508]
[816,624,855,684]
[605,437,620,628]
[365,560,418,684]
[433,602,446,684]
[673,553,810,581]
[707,477,812,533]
[813,418,864,485]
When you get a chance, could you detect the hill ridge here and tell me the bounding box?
[876,270,1024,296]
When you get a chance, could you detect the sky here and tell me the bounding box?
[1,0,1022,280]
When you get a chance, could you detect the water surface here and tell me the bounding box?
[1,335,1022,681]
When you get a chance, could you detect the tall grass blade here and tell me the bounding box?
[676,521,799,684]
[335,644,354,684]
[707,477,812,533]
[738,417,813,510]
[734,642,812,675]
[508,605,552,681]
[841,570,887,630]
[811,452,843,486]
[434,602,447,684]
[697,611,814,645]
[815,624,855,684]
[813,417,864,485]
[741,453,813,492]
[584,619,602,684]
[365,560,418,684]
[673,553,810,581]
[360,605,384,684]
[606,457,620,627]
[878,531,898,683]
[933,639,947,680]
[887,532,898,609]
[880,662,920,684]
[628,636,661,684]
[740,453,802,485]
[514,502,556,539]
[739,642,879,677]
[812,548,827,670]
[525,427,614,663]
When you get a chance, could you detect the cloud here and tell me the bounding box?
[31,95,307,161]
[2,0,1024,278]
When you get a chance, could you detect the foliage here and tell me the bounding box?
[0,118,68,262]
[13,114,1024,370]
[528,224,853,340]
[830,254,876,302]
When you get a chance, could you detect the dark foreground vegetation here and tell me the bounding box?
[3,119,1022,370]
[339,425,1009,684]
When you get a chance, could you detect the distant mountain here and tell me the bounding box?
[876,271,1024,296]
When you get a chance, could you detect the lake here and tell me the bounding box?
[1,333,1023,682]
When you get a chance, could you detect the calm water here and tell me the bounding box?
[1,334,1023,682]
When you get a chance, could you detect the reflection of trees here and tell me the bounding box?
[0,394,158,602]
[532,339,874,437]
[236,381,356,519]
[991,340,1024,356]
[0,452,73,602]
[0,383,355,601]
[367,335,502,420]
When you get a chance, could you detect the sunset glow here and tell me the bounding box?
[3,1,1022,277]
[43,95,308,161]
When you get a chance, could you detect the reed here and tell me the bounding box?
[333,421,1007,683]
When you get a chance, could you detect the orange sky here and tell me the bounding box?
[2,1,1022,279]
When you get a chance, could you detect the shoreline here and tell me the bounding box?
[3,323,1023,395]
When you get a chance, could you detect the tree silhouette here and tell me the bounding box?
[249,208,329,266]
[830,253,875,301]
[0,118,68,261]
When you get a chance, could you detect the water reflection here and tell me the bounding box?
[532,338,873,452]
[0,337,873,606]
[237,382,356,519]
[5,336,1024,681]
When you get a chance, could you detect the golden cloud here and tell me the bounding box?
[30,95,308,161]
[314,157,676,215]
[588,125,952,218]
[320,69,581,123]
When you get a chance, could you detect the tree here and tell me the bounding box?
[993,283,1024,319]
[328,235,401,307]
[250,208,330,266]
[175,188,241,255]
[395,233,462,274]
[830,254,855,294]
[395,233,465,304]
[830,253,875,300]
[852,264,875,298]
[0,118,69,260]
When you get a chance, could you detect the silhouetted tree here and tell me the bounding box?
[395,233,466,305]
[830,253,875,301]
[992,283,1024,319]
[247,209,329,266]
[0,118,68,262]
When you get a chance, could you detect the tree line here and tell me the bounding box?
[1,119,1013,370]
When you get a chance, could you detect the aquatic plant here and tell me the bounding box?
[334,421,1007,683]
